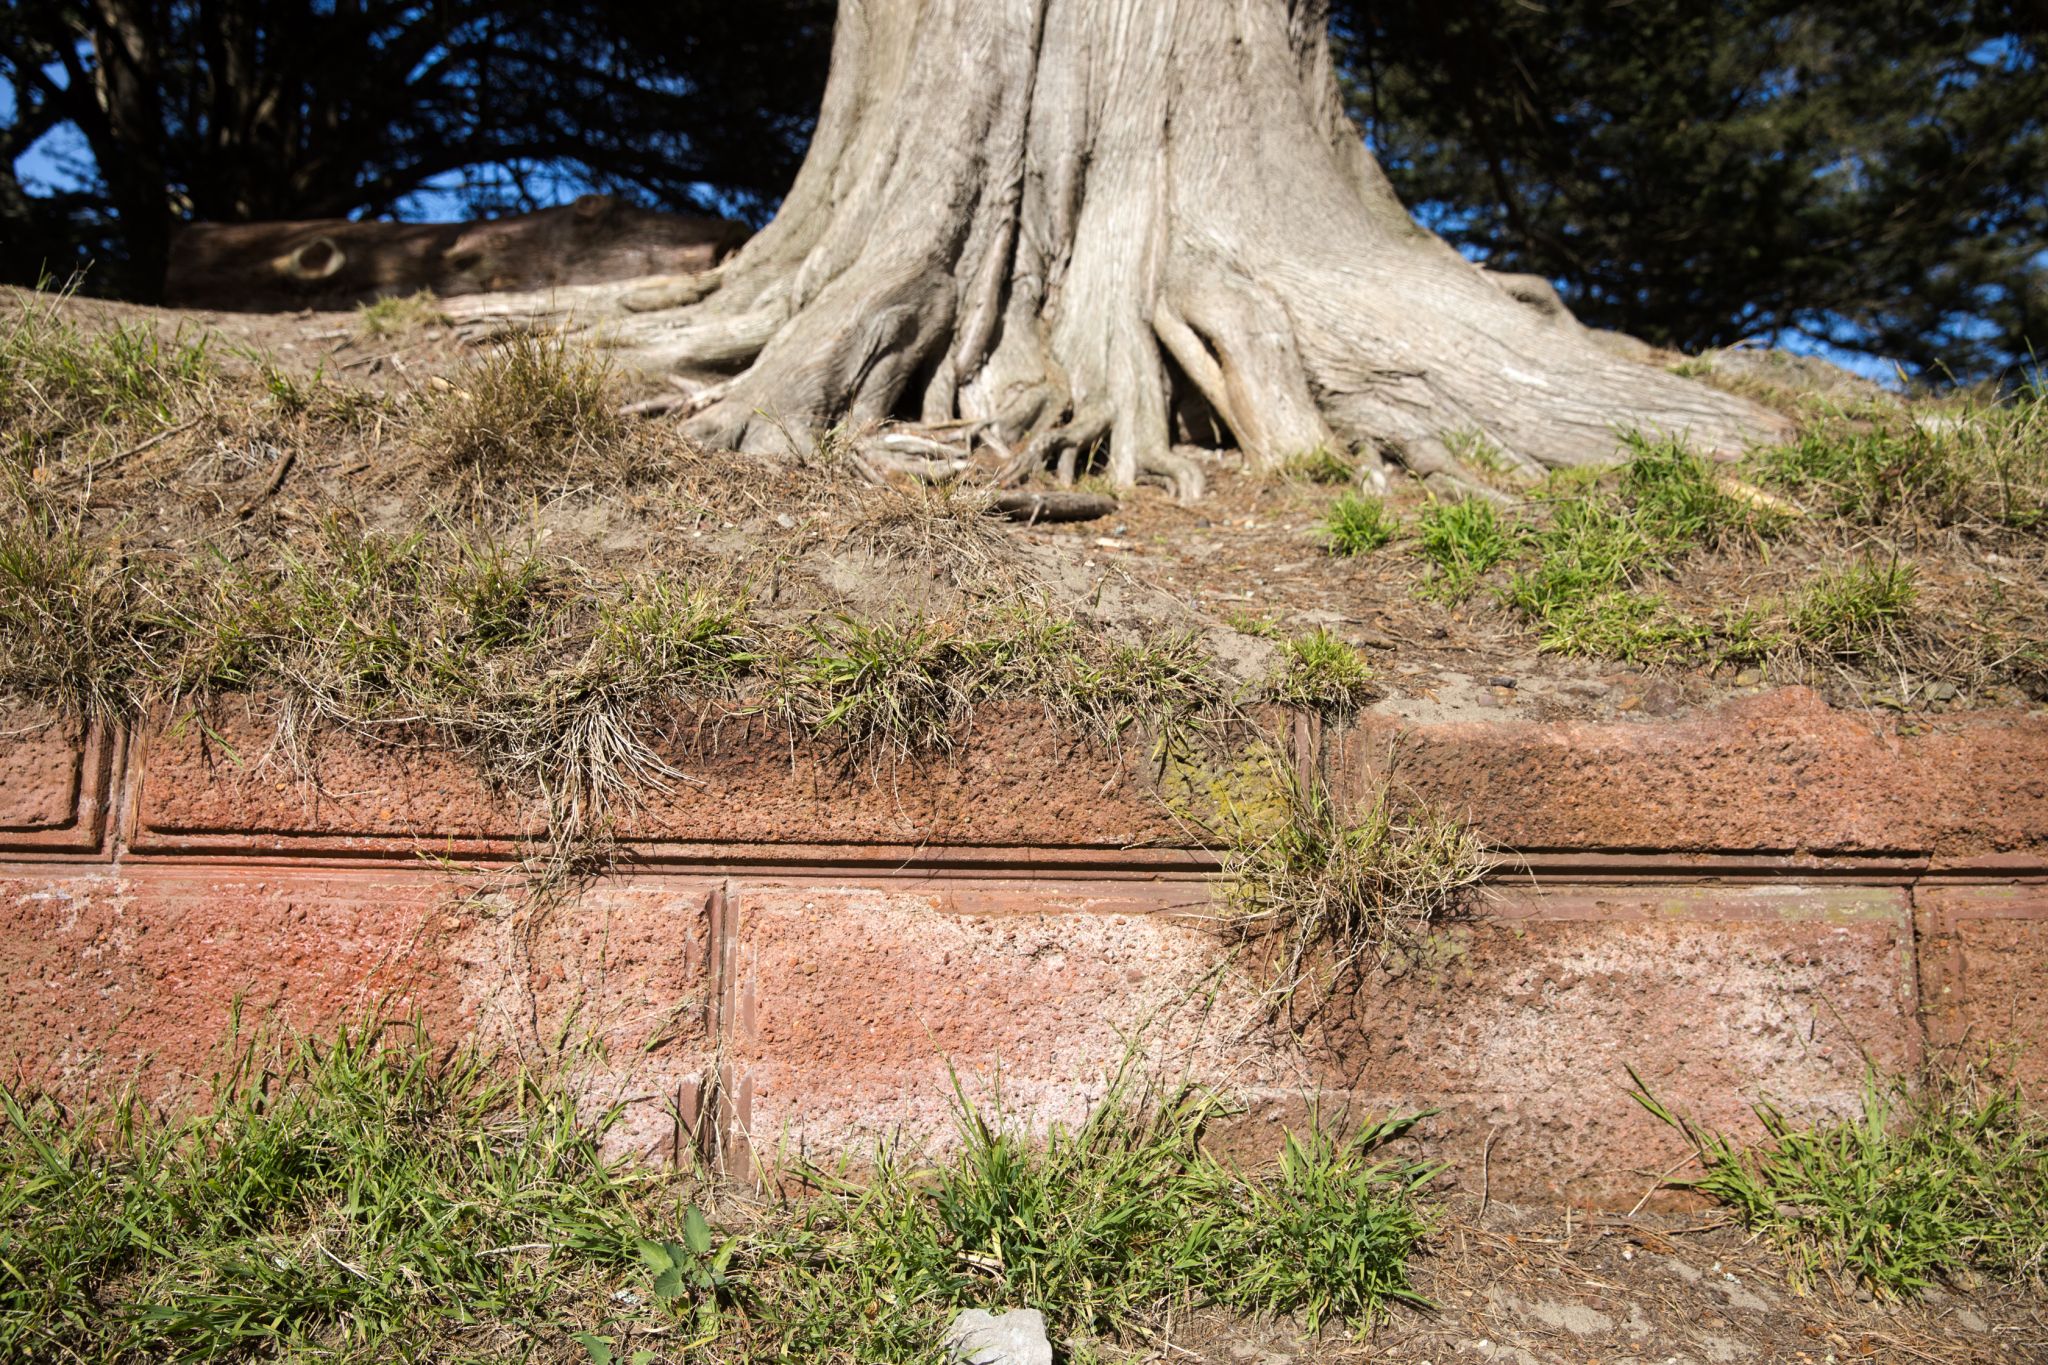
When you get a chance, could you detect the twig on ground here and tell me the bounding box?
[1626,1150,1703,1219]
[1478,1125,1501,1224]
[237,448,297,518]
[86,417,203,476]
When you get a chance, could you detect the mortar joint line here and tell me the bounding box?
[700,878,743,1174]
[103,724,132,873]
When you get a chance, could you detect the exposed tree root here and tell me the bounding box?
[988,490,1118,524]
[446,0,1789,498]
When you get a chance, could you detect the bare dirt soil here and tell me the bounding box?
[1172,1201,2047,1365]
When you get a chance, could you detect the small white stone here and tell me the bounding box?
[943,1308,1052,1365]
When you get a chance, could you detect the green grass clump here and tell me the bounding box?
[1631,1066,2048,1296]
[1488,438,1893,667]
[1202,1118,1441,1329]
[781,615,995,756]
[591,575,759,689]
[0,1021,657,1360]
[1471,433,2027,684]
[0,505,157,720]
[1497,499,1653,619]
[421,331,622,474]
[1281,445,1356,485]
[1027,627,1221,747]
[248,526,560,707]
[2,290,212,457]
[1530,591,1712,664]
[1415,498,1519,599]
[357,289,451,337]
[1790,559,1918,659]
[751,1079,1435,1358]
[1321,493,1400,556]
[1496,437,1750,650]
[1,1016,1437,1360]
[1266,627,1374,713]
[1494,497,1709,662]
[1748,389,2048,532]
[1220,767,1490,1005]
[1756,424,1970,526]
[1619,433,1751,548]
[1709,604,1786,666]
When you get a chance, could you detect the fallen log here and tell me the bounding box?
[164,194,749,312]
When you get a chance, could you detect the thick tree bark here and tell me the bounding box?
[454,0,1786,495]
[85,0,172,299]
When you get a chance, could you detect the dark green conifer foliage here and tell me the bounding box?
[1337,1,2047,382]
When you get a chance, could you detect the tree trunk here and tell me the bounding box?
[86,0,171,300]
[457,0,1787,495]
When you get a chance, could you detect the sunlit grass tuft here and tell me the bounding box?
[745,1074,1437,1357]
[0,1018,656,1360]
[1415,498,1519,600]
[1789,558,1918,660]
[1748,388,2048,533]
[1322,492,1401,556]
[1631,1063,2048,1296]
[420,331,622,474]
[1,287,212,461]
[1219,765,1490,1008]
[1,1021,1440,1359]
[1266,627,1374,713]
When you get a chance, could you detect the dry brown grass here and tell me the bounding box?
[417,330,624,476]
[0,286,213,466]
[842,482,1028,597]
[356,289,452,338]
[1218,763,1492,1013]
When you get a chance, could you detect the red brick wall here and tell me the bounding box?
[2,690,2043,1205]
